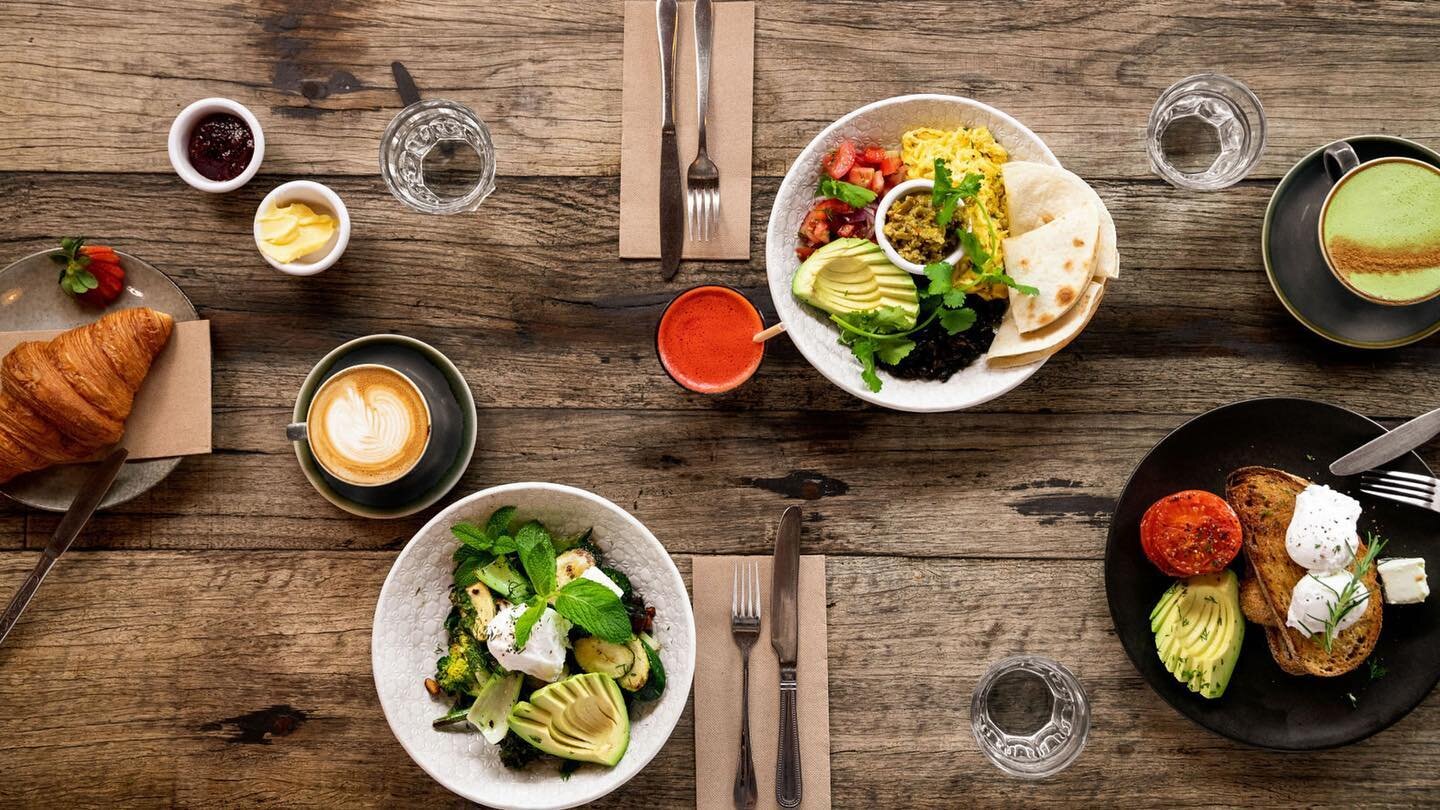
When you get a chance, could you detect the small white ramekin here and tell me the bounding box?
[253,181,351,276]
[874,178,965,274]
[167,98,265,193]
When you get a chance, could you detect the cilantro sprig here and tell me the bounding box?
[817,176,877,208]
[932,159,982,230]
[453,508,633,650]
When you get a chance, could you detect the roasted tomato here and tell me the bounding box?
[826,140,857,179]
[799,208,830,245]
[1140,490,1243,577]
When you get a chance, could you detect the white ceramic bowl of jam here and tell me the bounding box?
[253,180,351,276]
[168,98,265,193]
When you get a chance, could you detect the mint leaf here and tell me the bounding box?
[490,535,519,554]
[484,507,516,540]
[515,521,557,596]
[452,523,492,553]
[554,579,633,643]
[817,177,876,208]
[513,597,548,650]
[454,554,494,587]
[939,307,977,334]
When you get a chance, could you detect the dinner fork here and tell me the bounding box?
[686,0,720,241]
[1361,469,1440,514]
[730,560,760,809]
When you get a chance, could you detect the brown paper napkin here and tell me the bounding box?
[0,319,212,460]
[693,555,831,809]
[619,0,754,260]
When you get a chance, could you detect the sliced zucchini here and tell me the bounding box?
[574,636,636,680]
[617,636,650,691]
[465,582,497,631]
[632,639,666,702]
[555,549,597,589]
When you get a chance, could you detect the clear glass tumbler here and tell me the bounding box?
[971,655,1090,779]
[1146,73,1266,191]
[379,99,496,214]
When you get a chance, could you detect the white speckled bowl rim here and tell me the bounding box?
[765,94,1062,413]
[371,482,696,810]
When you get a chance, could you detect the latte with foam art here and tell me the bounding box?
[306,365,431,486]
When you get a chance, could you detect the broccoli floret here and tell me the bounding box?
[434,632,489,694]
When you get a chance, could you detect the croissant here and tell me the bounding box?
[0,307,173,483]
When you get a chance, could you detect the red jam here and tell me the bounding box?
[187,113,254,181]
[656,286,765,393]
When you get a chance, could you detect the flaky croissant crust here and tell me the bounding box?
[0,307,173,483]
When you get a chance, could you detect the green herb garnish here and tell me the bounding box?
[1317,532,1387,654]
[1368,658,1388,681]
[931,159,982,230]
[817,176,877,208]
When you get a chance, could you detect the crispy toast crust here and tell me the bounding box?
[1225,466,1381,677]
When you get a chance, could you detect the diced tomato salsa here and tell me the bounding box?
[796,139,906,260]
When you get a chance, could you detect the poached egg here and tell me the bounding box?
[1285,484,1362,573]
[1287,571,1370,638]
[486,602,571,682]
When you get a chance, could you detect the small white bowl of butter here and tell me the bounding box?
[254,180,351,276]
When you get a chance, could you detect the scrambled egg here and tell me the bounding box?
[901,127,1010,297]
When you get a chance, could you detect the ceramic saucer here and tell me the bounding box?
[0,249,198,511]
[292,335,476,519]
[1263,135,1440,348]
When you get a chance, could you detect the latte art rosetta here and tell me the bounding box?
[321,385,417,466]
[306,365,431,486]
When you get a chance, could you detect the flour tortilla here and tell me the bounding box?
[1003,161,1119,280]
[987,281,1106,367]
[1002,204,1100,333]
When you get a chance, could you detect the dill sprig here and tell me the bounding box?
[1318,532,1387,654]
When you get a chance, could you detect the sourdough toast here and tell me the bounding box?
[1226,466,1381,677]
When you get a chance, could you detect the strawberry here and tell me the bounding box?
[53,237,126,307]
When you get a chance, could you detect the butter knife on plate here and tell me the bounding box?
[771,505,803,807]
[0,447,128,647]
[656,0,683,279]
[1331,404,1440,476]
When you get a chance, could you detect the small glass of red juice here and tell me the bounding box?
[655,285,766,394]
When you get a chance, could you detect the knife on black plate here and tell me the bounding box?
[0,447,128,647]
[771,505,803,807]
[656,0,683,279]
[1331,405,1440,476]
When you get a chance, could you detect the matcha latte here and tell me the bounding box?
[1321,158,1440,305]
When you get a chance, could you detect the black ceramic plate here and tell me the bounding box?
[1106,398,1440,750]
[1263,135,1440,348]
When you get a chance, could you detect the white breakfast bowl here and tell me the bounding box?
[167,97,265,193]
[371,482,696,810]
[253,180,351,276]
[873,178,965,274]
[766,94,1061,413]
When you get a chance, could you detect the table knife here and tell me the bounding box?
[1331,405,1440,476]
[770,505,803,808]
[0,447,127,647]
[656,0,683,279]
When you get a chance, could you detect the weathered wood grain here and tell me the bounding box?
[0,552,1435,808]
[3,2,1440,179]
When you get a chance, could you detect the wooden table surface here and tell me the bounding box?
[3,1,1440,806]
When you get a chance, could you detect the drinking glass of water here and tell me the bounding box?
[380,99,496,214]
[1146,74,1266,191]
[970,655,1090,778]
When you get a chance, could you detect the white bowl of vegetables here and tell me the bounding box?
[372,482,695,810]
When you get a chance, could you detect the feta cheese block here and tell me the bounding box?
[486,602,572,682]
[1377,557,1430,605]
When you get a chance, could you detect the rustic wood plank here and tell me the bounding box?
[3,2,1440,179]
[3,173,1440,419]
[0,552,1434,807]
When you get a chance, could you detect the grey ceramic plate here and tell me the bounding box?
[1262,135,1440,348]
[0,248,199,511]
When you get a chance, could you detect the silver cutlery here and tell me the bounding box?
[1331,405,1440,476]
[686,0,720,242]
[1361,469,1440,514]
[0,447,128,647]
[771,506,802,808]
[655,0,684,279]
[730,560,760,810]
